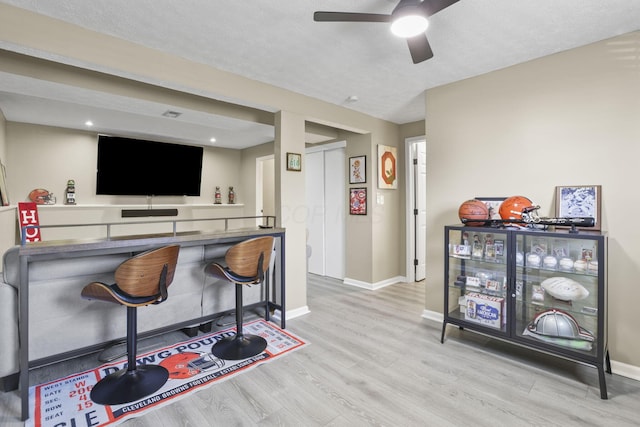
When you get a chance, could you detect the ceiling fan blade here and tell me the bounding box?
[392,0,422,14]
[420,0,459,17]
[313,11,392,23]
[407,33,434,64]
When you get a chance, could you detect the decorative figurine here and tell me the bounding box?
[214,186,222,204]
[28,188,56,205]
[228,186,235,204]
[64,179,76,205]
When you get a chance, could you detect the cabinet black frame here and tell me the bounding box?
[441,225,611,399]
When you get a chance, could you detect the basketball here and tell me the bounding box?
[458,199,489,226]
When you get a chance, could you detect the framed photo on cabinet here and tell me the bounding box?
[555,185,601,231]
[349,188,367,215]
[349,155,366,184]
[475,197,506,220]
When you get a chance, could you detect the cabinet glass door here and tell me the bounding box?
[447,228,509,333]
[514,233,600,355]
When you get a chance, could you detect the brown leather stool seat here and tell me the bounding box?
[205,236,274,360]
[81,245,180,405]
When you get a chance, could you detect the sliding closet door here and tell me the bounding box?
[306,151,325,275]
[305,144,345,279]
[323,148,345,279]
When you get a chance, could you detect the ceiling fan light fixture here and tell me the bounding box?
[390,14,429,38]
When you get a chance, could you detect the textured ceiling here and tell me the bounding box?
[0,0,639,148]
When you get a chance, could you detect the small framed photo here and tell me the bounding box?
[555,185,601,231]
[349,188,367,215]
[286,152,302,171]
[349,155,366,184]
[475,197,506,220]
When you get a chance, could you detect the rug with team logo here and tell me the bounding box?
[26,319,307,427]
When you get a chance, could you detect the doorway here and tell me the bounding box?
[405,137,427,282]
[255,155,275,226]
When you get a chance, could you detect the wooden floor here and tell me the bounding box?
[2,274,640,426]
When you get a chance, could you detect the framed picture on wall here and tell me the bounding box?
[349,155,366,184]
[349,188,367,215]
[377,144,397,189]
[555,185,601,231]
[286,152,302,171]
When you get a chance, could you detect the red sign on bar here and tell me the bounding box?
[18,202,41,243]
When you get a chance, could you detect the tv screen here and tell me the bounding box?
[96,135,203,196]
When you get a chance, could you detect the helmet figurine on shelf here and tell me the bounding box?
[523,309,595,351]
[458,199,489,226]
[28,188,56,205]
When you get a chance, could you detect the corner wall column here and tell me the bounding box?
[274,111,308,317]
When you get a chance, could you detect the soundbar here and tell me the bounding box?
[121,209,179,218]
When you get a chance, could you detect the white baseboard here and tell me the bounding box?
[422,309,443,323]
[272,306,310,323]
[610,360,640,382]
[423,309,640,382]
[343,276,406,290]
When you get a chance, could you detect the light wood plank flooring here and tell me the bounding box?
[2,274,639,426]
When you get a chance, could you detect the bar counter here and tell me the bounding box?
[15,225,286,421]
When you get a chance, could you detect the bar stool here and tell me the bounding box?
[205,236,274,360]
[81,245,180,405]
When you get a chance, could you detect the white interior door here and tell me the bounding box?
[414,141,427,281]
[323,147,345,279]
[406,137,427,282]
[306,151,325,275]
[256,155,275,226]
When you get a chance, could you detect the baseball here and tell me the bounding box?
[574,259,587,272]
[543,255,558,269]
[527,253,541,267]
[559,257,574,270]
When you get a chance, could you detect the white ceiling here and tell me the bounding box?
[0,0,639,148]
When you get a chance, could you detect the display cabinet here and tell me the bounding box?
[441,225,610,398]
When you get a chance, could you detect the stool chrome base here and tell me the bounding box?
[211,334,267,360]
[90,364,169,405]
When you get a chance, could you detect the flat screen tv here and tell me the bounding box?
[96,135,203,196]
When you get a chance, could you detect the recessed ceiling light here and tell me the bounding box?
[347,95,359,103]
[210,137,217,143]
[162,110,182,118]
[85,120,93,127]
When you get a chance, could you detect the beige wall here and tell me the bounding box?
[425,31,640,369]
[344,133,375,284]
[6,122,244,207]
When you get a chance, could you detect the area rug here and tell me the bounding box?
[26,319,307,427]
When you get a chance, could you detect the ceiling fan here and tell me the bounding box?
[314,0,459,64]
